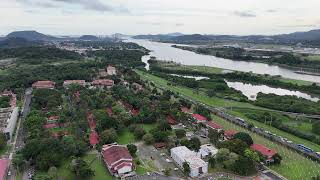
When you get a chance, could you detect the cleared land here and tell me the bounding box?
[136,70,320,180]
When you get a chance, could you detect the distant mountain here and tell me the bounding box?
[171,34,211,41]
[274,29,320,42]
[79,35,99,41]
[6,31,56,41]
[0,37,42,48]
[165,32,184,37]
[132,32,184,40]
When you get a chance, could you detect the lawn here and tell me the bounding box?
[83,153,113,180]
[279,78,313,86]
[0,145,11,156]
[141,123,156,132]
[117,129,136,145]
[305,55,320,62]
[137,70,320,180]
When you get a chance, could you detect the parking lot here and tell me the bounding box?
[136,142,185,178]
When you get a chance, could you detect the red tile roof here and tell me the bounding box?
[87,112,96,129]
[131,109,139,116]
[92,79,114,86]
[251,144,277,159]
[63,80,86,87]
[32,81,55,89]
[167,115,177,125]
[153,142,166,149]
[48,116,59,121]
[102,144,133,170]
[106,107,113,117]
[206,121,223,129]
[192,114,208,122]
[0,158,8,180]
[43,123,58,129]
[224,129,238,138]
[181,107,192,114]
[90,130,99,146]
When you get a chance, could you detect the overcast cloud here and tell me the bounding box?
[1,0,320,35]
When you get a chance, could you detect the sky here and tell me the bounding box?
[1,0,320,36]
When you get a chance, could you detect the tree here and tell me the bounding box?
[100,128,118,144]
[208,129,223,145]
[231,157,256,176]
[133,126,146,140]
[233,132,253,145]
[127,144,137,157]
[189,137,201,152]
[175,129,186,139]
[244,149,260,162]
[70,158,94,179]
[273,153,282,164]
[0,133,6,150]
[208,156,216,168]
[312,121,320,135]
[164,168,171,176]
[182,162,190,176]
[12,154,26,172]
[142,133,154,145]
[219,139,248,155]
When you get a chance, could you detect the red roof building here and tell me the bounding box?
[101,144,133,177]
[63,80,86,87]
[224,130,238,140]
[90,130,99,146]
[205,121,223,130]
[0,158,8,180]
[181,107,192,114]
[43,123,58,129]
[251,144,277,161]
[32,81,55,89]
[130,109,139,116]
[192,114,208,123]
[87,112,96,130]
[167,115,177,125]
[92,79,114,88]
[153,142,166,149]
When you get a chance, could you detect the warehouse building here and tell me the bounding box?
[170,146,208,177]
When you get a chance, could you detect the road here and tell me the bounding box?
[8,88,32,180]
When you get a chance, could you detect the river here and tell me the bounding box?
[225,81,319,102]
[127,39,320,83]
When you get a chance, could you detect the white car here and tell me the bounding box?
[174,168,179,171]
[7,171,11,176]
[165,159,172,163]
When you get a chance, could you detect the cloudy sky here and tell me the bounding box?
[1,0,320,36]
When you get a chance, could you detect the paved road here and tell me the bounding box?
[8,88,32,180]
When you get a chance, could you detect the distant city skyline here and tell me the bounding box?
[1,0,320,36]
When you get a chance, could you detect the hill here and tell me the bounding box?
[6,31,56,41]
[0,37,42,48]
[79,35,99,41]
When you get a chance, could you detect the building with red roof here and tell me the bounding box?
[101,144,133,177]
[106,107,113,117]
[192,114,208,123]
[224,130,238,140]
[205,121,223,130]
[63,80,86,88]
[87,112,96,130]
[32,81,55,89]
[181,107,192,114]
[106,65,117,76]
[251,144,277,163]
[167,115,177,125]
[0,158,8,180]
[89,130,99,147]
[92,79,114,89]
[43,123,58,129]
[130,109,139,116]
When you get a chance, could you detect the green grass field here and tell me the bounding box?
[137,70,320,180]
[117,129,136,145]
[305,55,320,62]
[83,153,113,180]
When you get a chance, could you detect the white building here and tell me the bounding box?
[197,144,218,158]
[170,146,208,177]
[4,107,19,139]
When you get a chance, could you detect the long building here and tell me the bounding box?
[0,91,19,140]
[170,146,208,177]
[101,144,134,177]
